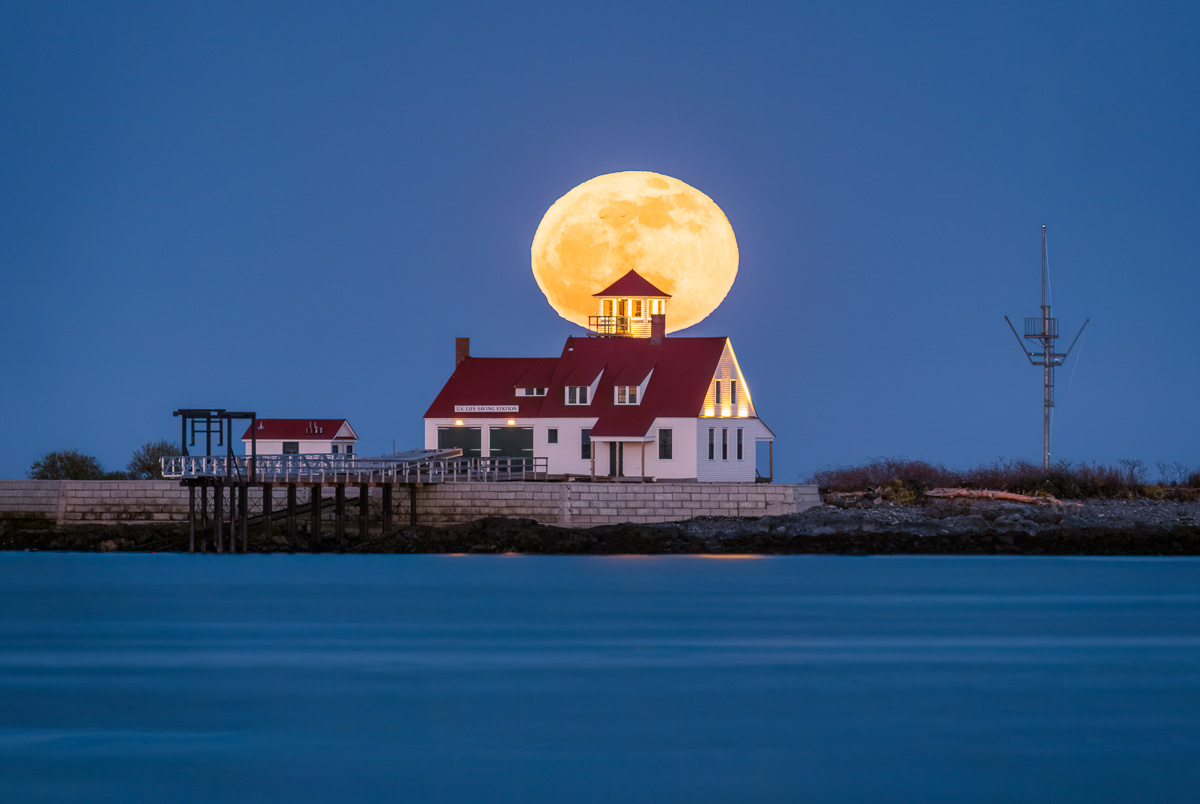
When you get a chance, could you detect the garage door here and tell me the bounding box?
[489,426,533,458]
[437,426,481,458]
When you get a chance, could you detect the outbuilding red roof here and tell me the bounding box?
[592,270,671,298]
[240,419,357,441]
[424,336,728,438]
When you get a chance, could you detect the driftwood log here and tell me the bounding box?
[926,488,1082,507]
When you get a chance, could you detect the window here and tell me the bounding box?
[332,444,339,454]
[519,388,546,397]
[603,299,614,316]
[715,380,722,406]
[283,442,299,454]
[722,429,728,460]
[708,428,714,460]
[632,299,643,317]
[615,386,638,405]
[731,380,737,406]
[548,428,558,444]
[581,428,591,460]
[346,444,353,455]
[736,428,743,460]
[658,429,672,460]
[567,386,589,405]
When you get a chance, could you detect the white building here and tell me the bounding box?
[241,419,358,456]
[423,271,774,481]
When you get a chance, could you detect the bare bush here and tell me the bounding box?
[810,456,1182,500]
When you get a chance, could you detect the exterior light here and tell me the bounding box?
[454,420,463,426]
[507,419,516,425]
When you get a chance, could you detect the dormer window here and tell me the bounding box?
[517,387,546,397]
[614,385,639,405]
[567,386,589,405]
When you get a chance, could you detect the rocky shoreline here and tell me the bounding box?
[2,497,1199,555]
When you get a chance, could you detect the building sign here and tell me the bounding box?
[454,405,519,413]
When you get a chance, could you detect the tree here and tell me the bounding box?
[126,440,180,480]
[28,450,107,480]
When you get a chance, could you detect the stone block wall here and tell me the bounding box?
[0,479,821,528]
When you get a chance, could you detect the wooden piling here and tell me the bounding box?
[188,484,196,554]
[310,486,321,546]
[200,485,208,533]
[239,482,249,553]
[214,480,224,554]
[359,484,369,541]
[381,484,392,534]
[286,484,297,549]
[228,483,237,554]
[335,483,346,552]
[262,483,273,544]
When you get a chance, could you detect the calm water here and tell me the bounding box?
[2,554,1199,803]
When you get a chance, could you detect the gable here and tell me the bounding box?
[701,341,757,419]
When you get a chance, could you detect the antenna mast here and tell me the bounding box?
[1005,226,1089,470]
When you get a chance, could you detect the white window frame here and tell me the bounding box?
[614,385,639,405]
[566,386,589,405]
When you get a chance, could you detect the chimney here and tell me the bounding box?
[455,337,470,368]
[650,314,665,345]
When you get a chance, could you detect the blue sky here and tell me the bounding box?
[2,1,1197,482]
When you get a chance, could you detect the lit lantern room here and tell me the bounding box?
[589,270,670,338]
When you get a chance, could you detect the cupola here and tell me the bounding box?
[589,270,671,338]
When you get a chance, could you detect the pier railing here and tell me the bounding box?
[161,454,548,483]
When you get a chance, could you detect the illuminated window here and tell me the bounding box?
[632,299,643,317]
[658,429,672,460]
[615,386,638,405]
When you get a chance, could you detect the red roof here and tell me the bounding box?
[424,337,728,438]
[241,419,357,441]
[423,358,558,419]
[592,270,671,298]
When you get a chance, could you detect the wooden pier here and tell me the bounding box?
[166,453,547,554]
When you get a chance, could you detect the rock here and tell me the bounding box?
[97,540,117,552]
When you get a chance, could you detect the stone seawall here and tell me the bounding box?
[0,480,821,529]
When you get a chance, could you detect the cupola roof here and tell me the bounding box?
[592,270,671,299]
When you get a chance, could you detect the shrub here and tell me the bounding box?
[126,440,180,480]
[28,450,107,480]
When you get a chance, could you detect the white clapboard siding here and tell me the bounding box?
[695,419,769,482]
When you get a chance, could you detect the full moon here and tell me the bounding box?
[531,171,738,333]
